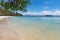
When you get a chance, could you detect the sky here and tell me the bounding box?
[1,0,60,15]
[23,0,60,15]
[27,0,60,12]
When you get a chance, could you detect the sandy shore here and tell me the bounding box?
[0,16,59,40]
[0,16,10,20]
[0,17,44,40]
[0,16,19,40]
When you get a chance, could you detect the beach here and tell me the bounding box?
[0,16,60,40]
[0,16,19,40]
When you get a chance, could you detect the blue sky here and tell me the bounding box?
[22,0,60,15]
[27,0,60,12]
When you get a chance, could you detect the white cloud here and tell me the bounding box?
[23,12,40,15]
[40,11,52,15]
[23,10,60,15]
[54,10,60,15]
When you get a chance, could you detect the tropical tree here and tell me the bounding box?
[0,0,31,15]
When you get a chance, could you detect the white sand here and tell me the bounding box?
[0,16,10,20]
[0,17,18,40]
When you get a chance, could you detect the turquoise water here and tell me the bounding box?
[8,17,60,40]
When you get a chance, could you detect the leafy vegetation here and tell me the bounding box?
[0,0,31,16]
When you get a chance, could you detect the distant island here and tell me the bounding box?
[24,15,60,17]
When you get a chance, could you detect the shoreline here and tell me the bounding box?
[0,16,10,20]
[0,16,18,40]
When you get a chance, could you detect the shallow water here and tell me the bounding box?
[0,16,60,40]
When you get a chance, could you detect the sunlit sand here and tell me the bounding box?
[0,16,18,40]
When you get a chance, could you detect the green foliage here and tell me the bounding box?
[0,0,31,12]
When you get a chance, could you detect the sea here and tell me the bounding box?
[0,16,60,40]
